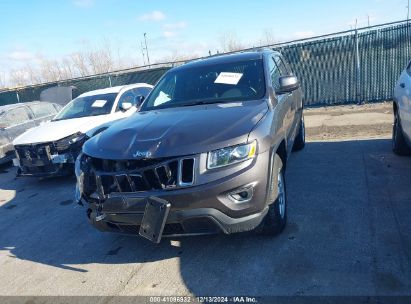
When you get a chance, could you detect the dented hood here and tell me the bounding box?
[13,115,119,145]
[83,100,268,160]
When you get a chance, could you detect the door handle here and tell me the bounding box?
[400,83,406,88]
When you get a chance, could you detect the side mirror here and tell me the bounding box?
[134,95,145,108]
[120,102,133,111]
[276,76,299,95]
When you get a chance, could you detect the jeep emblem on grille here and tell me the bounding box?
[132,151,152,158]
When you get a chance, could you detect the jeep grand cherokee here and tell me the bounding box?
[75,49,305,243]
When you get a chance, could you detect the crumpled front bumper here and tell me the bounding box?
[79,150,271,241]
[14,152,76,177]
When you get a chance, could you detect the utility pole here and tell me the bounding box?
[408,0,410,20]
[140,41,146,66]
[367,14,370,27]
[144,33,150,67]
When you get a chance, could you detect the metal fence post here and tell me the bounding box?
[355,28,362,104]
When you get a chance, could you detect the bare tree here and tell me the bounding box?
[154,50,199,64]
[5,39,141,87]
[261,28,279,46]
[0,71,7,89]
[70,51,90,77]
[60,57,77,80]
[88,48,113,74]
[219,31,245,53]
[24,63,43,85]
[9,69,30,87]
[38,58,63,83]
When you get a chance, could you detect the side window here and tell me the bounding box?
[269,56,281,91]
[150,75,176,107]
[30,103,55,118]
[274,56,290,76]
[132,87,152,98]
[5,107,31,126]
[117,90,136,111]
[53,104,63,113]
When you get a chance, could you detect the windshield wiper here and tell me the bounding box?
[180,99,239,107]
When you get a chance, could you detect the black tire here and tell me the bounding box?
[293,114,305,151]
[392,110,411,156]
[255,154,287,236]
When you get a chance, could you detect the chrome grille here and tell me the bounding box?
[83,156,196,197]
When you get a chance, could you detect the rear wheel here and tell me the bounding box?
[255,154,287,235]
[293,114,305,151]
[392,110,411,155]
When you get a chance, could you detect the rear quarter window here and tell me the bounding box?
[29,103,57,118]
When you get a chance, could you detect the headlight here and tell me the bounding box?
[207,141,257,170]
[55,132,86,151]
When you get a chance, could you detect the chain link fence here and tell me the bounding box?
[275,21,411,105]
[0,20,410,107]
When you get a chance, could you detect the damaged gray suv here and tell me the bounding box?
[75,49,305,243]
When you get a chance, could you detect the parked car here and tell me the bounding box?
[393,60,411,155]
[75,50,305,243]
[13,83,153,177]
[0,101,62,165]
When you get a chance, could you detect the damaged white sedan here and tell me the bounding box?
[12,83,153,177]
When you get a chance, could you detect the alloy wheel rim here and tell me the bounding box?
[278,172,286,218]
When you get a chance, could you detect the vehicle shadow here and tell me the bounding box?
[0,138,410,296]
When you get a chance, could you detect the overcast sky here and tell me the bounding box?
[0,0,408,81]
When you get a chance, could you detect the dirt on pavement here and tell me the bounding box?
[305,101,393,141]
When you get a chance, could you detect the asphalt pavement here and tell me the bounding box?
[0,136,410,300]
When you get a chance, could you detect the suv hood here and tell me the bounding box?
[83,100,268,159]
[13,115,115,145]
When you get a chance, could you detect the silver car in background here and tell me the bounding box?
[0,101,62,164]
[393,60,411,155]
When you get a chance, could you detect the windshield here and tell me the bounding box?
[53,93,117,121]
[141,59,266,111]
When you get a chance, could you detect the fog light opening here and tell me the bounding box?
[228,186,254,203]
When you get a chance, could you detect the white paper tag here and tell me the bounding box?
[91,100,107,108]
[154,91,171,106]
[214,72,243,85]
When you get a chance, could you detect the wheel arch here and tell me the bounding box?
[275,139,287,171]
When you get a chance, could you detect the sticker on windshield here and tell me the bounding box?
[91,100,107,108]
[214,72,243,85]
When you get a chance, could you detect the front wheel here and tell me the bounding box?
[255,154,287,236]
[293,114,305,151]
[392,110,411,156]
